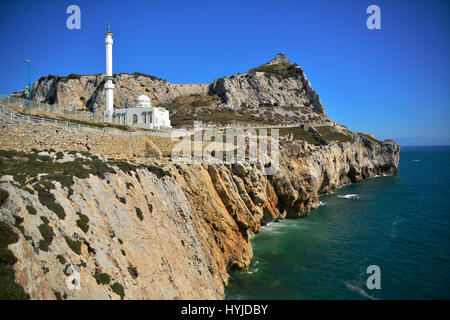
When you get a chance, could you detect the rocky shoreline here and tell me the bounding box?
[0,130,399,299]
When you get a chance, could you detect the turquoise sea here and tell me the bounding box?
[226,146,450,299]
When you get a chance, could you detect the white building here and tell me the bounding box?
[113,95,171,129]
[102,24,171,129]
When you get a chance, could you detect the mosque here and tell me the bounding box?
[102,24,171,129]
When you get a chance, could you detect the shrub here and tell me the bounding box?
[119,197,126,204]
[56,254,66,265]
[94,272,111,285]
[0,265,30,300]
[0,222,19,248]
[147,165,172,179]
[76,212,89,233]
[0,247,18,265]
[0,188,9,206]
[111,161,137,174]
[0,222,29,299]
[23,187,35,195]
[38,223,54,244]
[41,180,55,191]
[64,236,81,255]
[110,282,125,300]
[91,159,115,179]
[38,219,54,252]
[135,207,143,221]
[248,62,303,81]
[38,239,49,251]
[34,184,65,220]
[128,267,138,279]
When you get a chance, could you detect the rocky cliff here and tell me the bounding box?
[26,73,211,113]
[0,114,400,299]
[1,53,400,300]
[213,53,325,114]
[15,54,325,127]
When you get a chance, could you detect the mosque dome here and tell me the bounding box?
[136,95,151,108]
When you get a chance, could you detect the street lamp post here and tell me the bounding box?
[24,60,31,109]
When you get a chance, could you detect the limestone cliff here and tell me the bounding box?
[0,115,399,299]
[25,73,211,113]
[15,54,325,127]
[213,53,325,114]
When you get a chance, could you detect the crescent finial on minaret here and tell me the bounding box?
[107,22,110,33]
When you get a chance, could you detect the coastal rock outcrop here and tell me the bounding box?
[0,116,399,299]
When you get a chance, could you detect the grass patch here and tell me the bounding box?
[359,133,383,145]
[147,165,172,179]
[279,127,321,145]
[248,62,303,81]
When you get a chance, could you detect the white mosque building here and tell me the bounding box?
[113,95,171,129]
[102,24,171,129]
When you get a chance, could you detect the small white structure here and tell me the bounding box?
[102,24,171,129]
[113,95,171,129]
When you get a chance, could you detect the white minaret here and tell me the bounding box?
[104,23,114,113]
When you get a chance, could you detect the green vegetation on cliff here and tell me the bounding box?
[248,63,303,81]
[0,221,30,300]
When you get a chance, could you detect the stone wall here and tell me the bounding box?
[0,115,161,160]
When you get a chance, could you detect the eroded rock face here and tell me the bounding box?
[212,56,325,114]
[0,135,399,300]
[28,73,211,113]
[21,54,324,116]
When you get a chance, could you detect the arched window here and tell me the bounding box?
[142,113,146,123]
[132,114,138,124]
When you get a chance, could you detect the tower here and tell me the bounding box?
[104,23,114,113]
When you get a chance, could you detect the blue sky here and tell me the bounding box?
[0,0,448,142]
